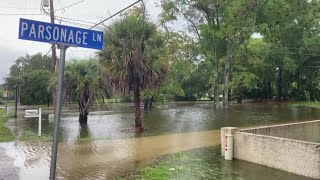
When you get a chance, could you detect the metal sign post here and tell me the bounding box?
[49,45,67,180]
[18,18,103,180]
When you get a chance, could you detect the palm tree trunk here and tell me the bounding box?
[79,100,89,124]
[79,88,90,125]
[149,96,154,108]
[134,84,143,130]
[79,110,88,124]
[144,99,149,111]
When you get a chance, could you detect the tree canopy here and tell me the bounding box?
[99,14,168,130]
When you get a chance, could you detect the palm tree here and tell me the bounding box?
[64,60,101,124]
[99,15,168,131]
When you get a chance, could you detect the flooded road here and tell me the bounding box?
[2,102,320,179]
[19,102,320,142]
[1,130,220,179]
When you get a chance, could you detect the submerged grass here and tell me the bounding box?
[291,101,320,108]
[0,109,15,142]
[19,131,52,142]
[117,146,310,180]
[78,136,112,142]
[117,146,224,180]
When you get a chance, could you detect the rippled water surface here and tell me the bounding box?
[2,102,320,179]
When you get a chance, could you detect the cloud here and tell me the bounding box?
[0,45,25,83]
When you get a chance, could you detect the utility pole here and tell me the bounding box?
[17,59,21,105]
[49,0,57,108]
[14,85,17,118]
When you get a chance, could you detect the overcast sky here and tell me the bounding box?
[0,0,162,83]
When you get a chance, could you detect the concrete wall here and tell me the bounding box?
[242,120,320,143]
[234,131,320,179]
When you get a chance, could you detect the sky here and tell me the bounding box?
[0,0,162,83]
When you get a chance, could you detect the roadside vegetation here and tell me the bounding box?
[118,147,223,180]
[291,101,320,108]
[0,109,15,142]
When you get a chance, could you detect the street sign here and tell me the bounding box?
[19,18,103,50]
[18,18,104,180]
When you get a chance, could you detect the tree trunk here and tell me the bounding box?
[79,110,88,125]
[144,99,149,111]
[237,97,242,104]
[212,45,221,109]
[213,79,220,109]
[134,84,143,130]
[79,87,90,125]
[148,96,154,109]
[79,124,89,138]
[223,58,230,108]
[277,66,283,101]
[223,42,232,108]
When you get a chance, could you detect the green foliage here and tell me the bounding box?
[181,61,212,99]
[4,53,52,105]
[0,88,3,104]
[99,15,168,95]
[154,33,200,100]
[20,70,51,105]
[19,131,52,142]
[291,101,320,108]
[64,59,101,123]
[158,0,320,102]
[0,109,15,142]
[99,14,168,128]
[119,146,224,180]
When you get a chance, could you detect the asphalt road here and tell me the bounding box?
[0,144,19,180]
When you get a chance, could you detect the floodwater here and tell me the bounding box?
[1,102,320,179]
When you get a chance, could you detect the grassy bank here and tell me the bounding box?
[0,109,15,142]
[118,147,224,180]
[291,101,320,108]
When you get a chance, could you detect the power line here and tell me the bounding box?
[55,16,97,25]
[0,13,43,16]
[57,0,66,16]
[55,0,84,12]
[55,18,94,28]
[89,0,141,29]
[46,49,52,56]
[0,7,39,10]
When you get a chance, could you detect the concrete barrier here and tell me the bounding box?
[231,120,320,179]
[221,127,239,156]
[242,120,320,143]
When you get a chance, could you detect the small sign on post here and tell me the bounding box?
[25,108,42,137]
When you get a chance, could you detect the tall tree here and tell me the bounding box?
[99,15,168,131]
[4,53,52,104]
[20,70,51,105]
[256,0,320,100]
[64,60,101,124]
[161,0,263,108]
